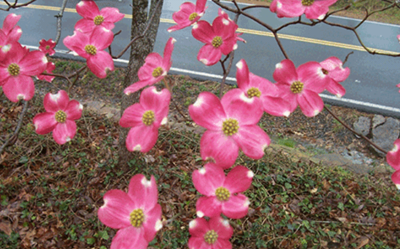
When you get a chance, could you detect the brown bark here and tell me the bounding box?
[118,0,163,168]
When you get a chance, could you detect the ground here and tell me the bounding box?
[1,58,399,248]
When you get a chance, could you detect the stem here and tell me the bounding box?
[54,0,68,45]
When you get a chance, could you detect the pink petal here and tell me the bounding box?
[142,204,162,242]
[100,7,125,23]
[329,66,350,83]
[195,0,207,13]
[90,27,114,50]
[2,13,21,34]
[2,75,35,102]
[233,125,270,159]
[33,113,57,135]
[128,174,159,212]
[236,59,250,90]
[215,239,233,249]
[125,125,158,152]
[189,218,209,237]
[76,0,99,19]
[391,170,400,190]
[7,25,22,42]
[249,73,279,97]
[276,83,298,112]
[224,165,253,194]
[188,237,210,249]
[209,217,233,239]
[63,31,89,59]
[320,56,342,71]
[212,16,237,41]
[326,79,346,98]
[19,50,47,76]
[192,163,225,196]
[273,59,298,84]
[387,139,400,171]
[87,50,114,78]
[222,89,263,126]
[162,37,176,70]
[275,0,305,18]
[196,196,222,218]
[189,92,226,130]
[297,90,324,117]
[221,194,249,219]
[262,96,292,117]
[98,189,135,229]
[65,100,83,121]
[192,20,214,44]
[110,226,148,249]
[52,120,77,145]
[74,19,96,33]
[124,80,153,95]
[304,0,337,19]
[200,130,238,169]
[44,90,69,113]
[197,44,222,66]
[119,103,146,128]
[141,53,164,75]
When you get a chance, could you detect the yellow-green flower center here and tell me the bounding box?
[130,209,144,228]
[222,118,239,136]
[94,15,104,25]
[8,63,20,76]
[84,45,97,55]
[142,110,155,126]
[189,12,198,21]
[322,69,329,75]
[212,36,223,48]
[302,0,314,6]
[204,230,218,245]
[55,110,67,123]
[152,67,164,78]
[290,81,304,94]
[215,187,230,201]
[247,87,261,98]
[45,45,50,50]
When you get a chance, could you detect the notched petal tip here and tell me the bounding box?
[161,117,168,125]
[155,220,163,231]
[77,1,84,6]
[198,167,206,175]
[283,111,291,117]
[196,211,204,218]
[236,60,243,69]
[247,170,254,178]
[193,96,203,107]
[313,110,320,116]
[193,23,199,29]
[200,59,209,65]
[189,220,197,229]
[133,144,142,151]
[222,18,229,25]
[141,177,152,188]
[390,144,399,153]
[275,62,282,69]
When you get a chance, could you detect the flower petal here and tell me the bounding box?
[142,204,162,242]
[2,75,35,102]
[52,120,77,145]
[387,139,400,171]
[297,90,324,117]
[189,92,226,130]
[192,163,225,196]
[128,174,158,211]
[192,20,214,44]
[224,165,253,194]
[209,217,233,240]
[65,100,83,121]
[33,113,57,135]
[197,44,222,66]
[44,90,69,113]
[233,125,270,159]
[196,196,222,218]
[221,194,249,219]
[120,103,146,128]
[125,125,158,153]
[140,87,171,127]
[273,59,298,84]
[87,50,114,78]
[110,226,148,249]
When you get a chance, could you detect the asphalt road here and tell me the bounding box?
[1,0,400,116]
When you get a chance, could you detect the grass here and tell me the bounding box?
[1,61,399,248]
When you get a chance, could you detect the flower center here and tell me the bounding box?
[152,67,164,78]
[142,110,155,126]
[322,69,329,75]
[45,45,50,50]
[290,81,304,94]
[130,209,144,228]
[8,63,20,76]
[301,0,314,6]
[94,15,104,25]
[204,230,218,245]
[212,36,223,48]
[84,45,97,55]
[247,87,261,98]
[215,187,230,201]
[222,118,239,136]
[55,110,67,123]
[189,12,198,21]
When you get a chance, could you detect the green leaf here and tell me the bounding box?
[86,238,95,245]
[98,231,109,240]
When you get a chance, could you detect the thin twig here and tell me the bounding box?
[54,0,68,45]
[324,105,387,154]
[0,100,29,154]
[0,0,36,11]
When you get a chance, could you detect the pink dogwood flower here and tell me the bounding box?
[273,59,329,117]
[270,0,337,20]
[63,27,114,78]
[188,217,233,249]
[33,90,82,145]
[98,174,163,249]
[386,139,400,190]
[236,59,291,117]
[192,15,241,66]
[37,62,56,82]
[189,89,270,169]
[218,9,246,43]
[167,0,207,32]
[1,13,22,42]
[124,38,176,94]
[39,39,56,56]
[396,83,400,93]
[193,164,253,219]
[74,0,125,33]
[120,86,171,153]
[320,56,350,98]
[0,42,47,102]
